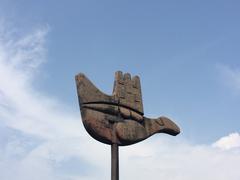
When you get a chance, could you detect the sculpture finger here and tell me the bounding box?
[113,71,124,99]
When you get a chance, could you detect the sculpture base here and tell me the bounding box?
[111,144,119,180]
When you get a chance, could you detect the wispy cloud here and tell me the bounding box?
[0,21,81,139]
[217,64,240,92]
[0,21,239,180]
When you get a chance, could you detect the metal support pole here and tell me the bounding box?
[111,143,119,180]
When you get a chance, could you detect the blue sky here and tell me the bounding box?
[0,1,240,180]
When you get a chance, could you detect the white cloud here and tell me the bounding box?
[0,21,81,139]
[0,21,239,180]
[0,21,86,180]
[213,132,240,150]
[120,138,240,180]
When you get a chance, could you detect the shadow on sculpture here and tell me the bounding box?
[75,71,180,180]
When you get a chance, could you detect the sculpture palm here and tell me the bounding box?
[75,71,180,146]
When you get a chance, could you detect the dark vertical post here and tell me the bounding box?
[111,143,119,180]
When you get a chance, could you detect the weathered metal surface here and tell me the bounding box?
[75,71,180,146]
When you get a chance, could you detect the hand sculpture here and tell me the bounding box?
[75,71,180,146]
